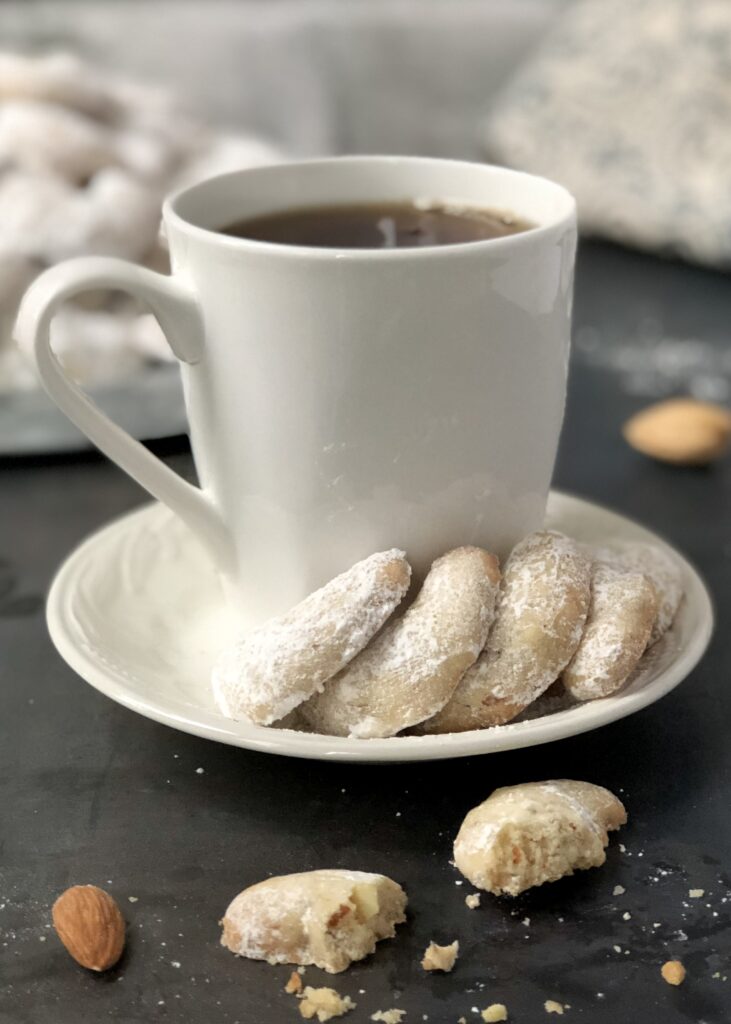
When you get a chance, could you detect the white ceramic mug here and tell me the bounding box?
[16,157,576,623]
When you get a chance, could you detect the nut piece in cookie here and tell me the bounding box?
[562,562,659,700]
[221,869,407,974]
[421,939,459,972]
[422,532,591,732]
[212,550,411,725]
[453,780,626,896]
[302,546,501,738]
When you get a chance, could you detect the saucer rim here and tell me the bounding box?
[46,491,714,763]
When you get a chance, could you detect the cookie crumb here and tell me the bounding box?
[612,885,625,896]
[465,893,481,910]
[371,1011,406,1023]
[481,1004,508,1022]
[286,971,303,994]
[622,912,631,921]
[544,1001,565,1015]
[661,961,686,987]
[299,987,355,1021]
[421,940,459,972]
[688,888,704,899]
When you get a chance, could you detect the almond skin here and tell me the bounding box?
[52,884,125,971]
[623,398,731,465]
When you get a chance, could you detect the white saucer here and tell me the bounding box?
[47,492,713,763]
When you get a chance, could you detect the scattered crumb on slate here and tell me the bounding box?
[421,940,459,972]
[661,961,686,987]
[370,1010,406,1023]
[286,971,303,994]
[465,894,480,910]
[544,1000,565,1014]
[481,1004,508,1021]
[298,986,355,1021]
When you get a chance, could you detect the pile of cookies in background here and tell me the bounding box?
[211,530,684,738]
[0,51,280,393]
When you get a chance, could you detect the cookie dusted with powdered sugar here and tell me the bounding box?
[420,532,591,732]
[454,780,627,896]
[301,547,501,738]
[212,550,410,726]
[563,562,659,700]
[594,541,683,644]
[221,869,407,974]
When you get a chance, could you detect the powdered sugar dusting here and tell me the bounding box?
[454,781,625,894]
[563,562,658,700]
[301,547,501,738]
[594,542,683,643]
[212,550,410,724]
[425,532,591,731]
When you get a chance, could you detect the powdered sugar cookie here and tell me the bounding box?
[563,563,659,700]
[0,52,118,120]
[301,547,501,738]
[421,532,591,732]
[454,780,627,896]
[595,541,683,644]
[221,869,407,974]
[0,101,116,183]
[212,550,411,726]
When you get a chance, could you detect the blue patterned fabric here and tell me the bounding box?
[485,0,731,268]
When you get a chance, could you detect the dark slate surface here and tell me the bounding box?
[1,241,729,1024]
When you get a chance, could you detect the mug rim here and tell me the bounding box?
[164,155,576,261]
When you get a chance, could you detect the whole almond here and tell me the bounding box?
[52,884,125,971]
[623,398,731,465]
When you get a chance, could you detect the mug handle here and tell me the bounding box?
[14,256,233,569]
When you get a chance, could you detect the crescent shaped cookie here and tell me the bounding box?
[454,780,627,895]
[562,562,659,701]
[301,546,501,738]
[212,550,411,725]
[594,541,683,644]
[221,869,407,974]
[420,532,591,732]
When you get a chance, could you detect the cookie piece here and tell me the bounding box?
[454,780,626,896]
[301,547,501,738]
[595,541,683,644]
[298,988,356,1021]
[212,550,411,725]
[421,940,459,972]
[221,870,407,974]
[421,532,591,732]
[562,563,659,700]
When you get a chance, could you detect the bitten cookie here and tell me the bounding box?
[421,532,591,732]
[221,870,407,974]
[212,550,411,725]
[300,546,501,738]
[454,780,627,895]
[562,562,659,700]
[595,541,683,644]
